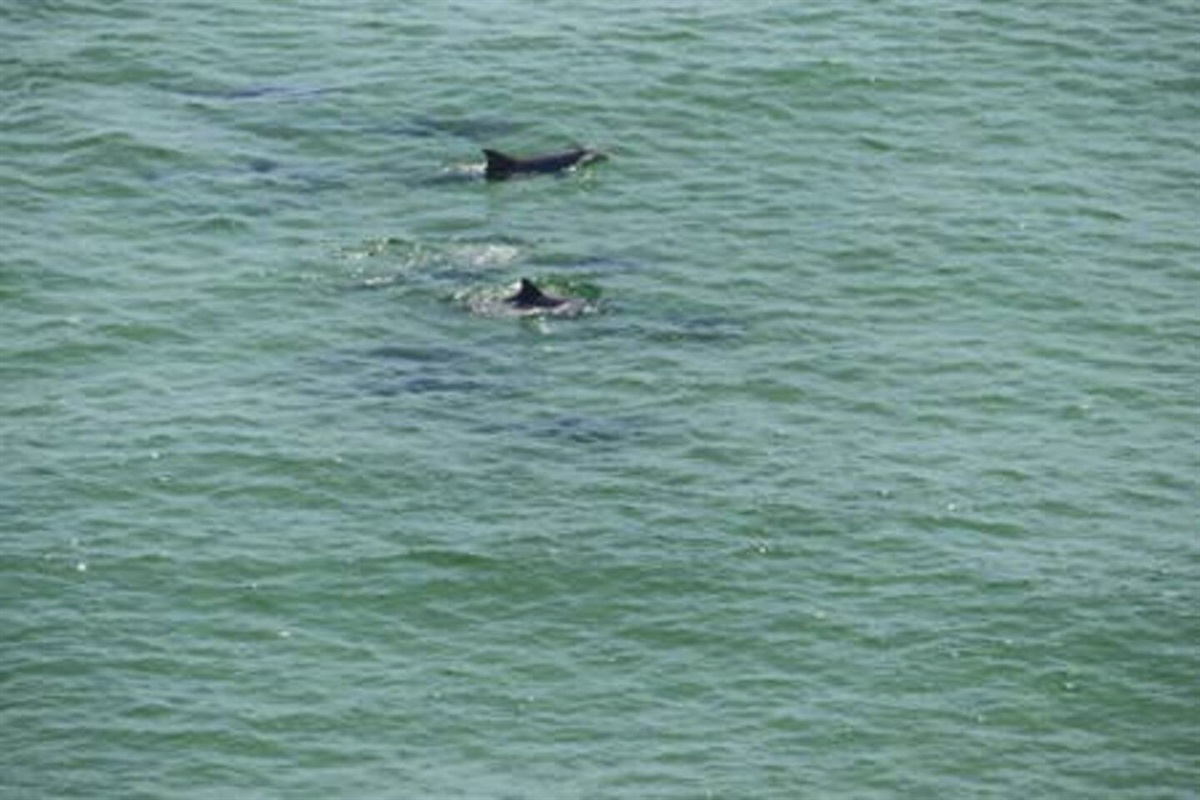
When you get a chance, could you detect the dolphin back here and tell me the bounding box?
[482,147,605,180]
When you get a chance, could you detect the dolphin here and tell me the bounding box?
[505,278,568,309]
[460,278,592,317]
[482,147,605,180]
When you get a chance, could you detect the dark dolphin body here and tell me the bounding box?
[483,147,605,180]
[459,278,593,318]
[505,278,569,310]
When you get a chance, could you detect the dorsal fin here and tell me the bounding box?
[482,148,519,179]
[506,278,564,308]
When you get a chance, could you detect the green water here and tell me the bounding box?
[3,2,1198,798]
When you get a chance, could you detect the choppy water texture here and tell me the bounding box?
[3,2,1199,798]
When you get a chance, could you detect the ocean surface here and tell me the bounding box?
[3,2,1198,798]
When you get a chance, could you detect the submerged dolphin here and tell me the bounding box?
[505,278,569,309]
[482,147,605,180]
[455,278,591,318]
[457,278,594,318]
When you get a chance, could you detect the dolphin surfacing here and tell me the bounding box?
[483,147,605,180]
[459,278,591,318]
[506,278,568,309]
